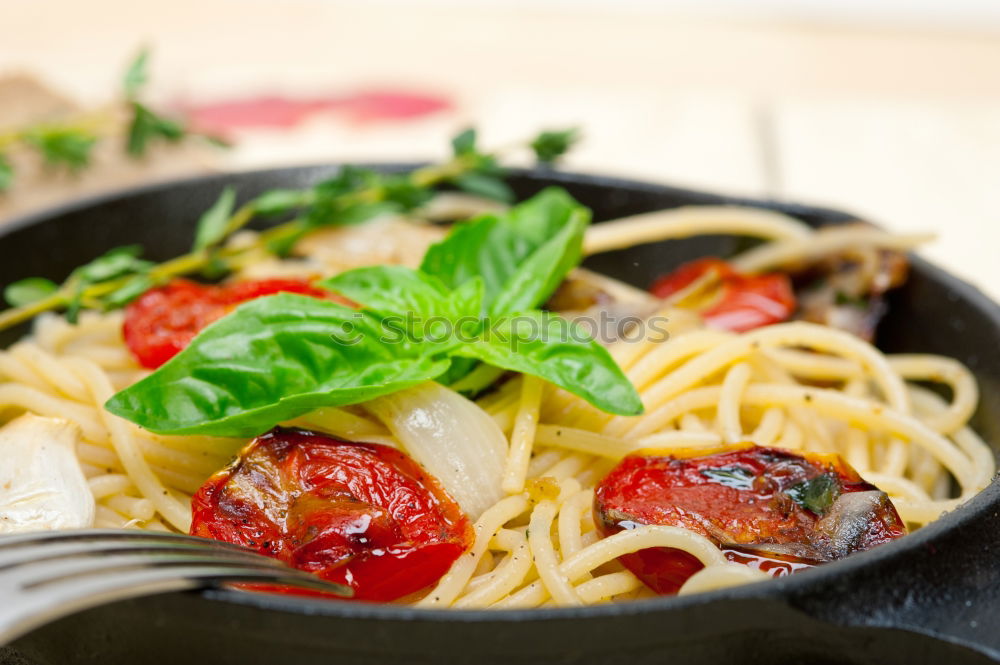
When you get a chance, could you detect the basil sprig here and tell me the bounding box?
[105,188,643,436]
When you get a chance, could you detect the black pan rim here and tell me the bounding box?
[3,164,999,628]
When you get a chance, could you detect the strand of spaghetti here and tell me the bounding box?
[843,427,871,473]
[765,348,863,381]
[503,376,543,494]
[0,352,51,392]
[746,351,838,453]
[105,495,156,522]
[294,406,391,440]
[909,385,994,488]
[0,384,107,440]
[558,489,595,558]
[454,529,532,608]
[678,564,769,595]
[541,453,589,481]
[87,474,134,500]
[534,424,638,459]
[627,330,735,393]
[750,408,784,447]
[574,571,644,603]
[94,504,130,528]
[70,358,191,530]
[679,412,710,432]
[528,499,582,606]
[583,206,811,256]
[716,362,752,443]
[609,322,910,437]
[911,447,944,496]
[889,355,978,435]
[730,227,933,274]
[863,472,933,504]
[419,495,530,607]
[80,428,228,477]
[493,525,728,609]
[34,311,124,354]
[9,343,90,401]
[574,457,616,488]
[526,449,564,479]
[636,430,724,449]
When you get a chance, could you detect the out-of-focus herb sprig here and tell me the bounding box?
[0,48,221,193]
[0,126,579,331]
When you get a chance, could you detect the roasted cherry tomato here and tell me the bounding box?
[191,427,473,602]
[123,278,340,368]
[649,258,795,332]
[594,444,905,594]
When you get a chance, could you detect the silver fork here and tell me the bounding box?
[0,529,351,645]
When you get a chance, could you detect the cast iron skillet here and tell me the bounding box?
[1,167,999,665]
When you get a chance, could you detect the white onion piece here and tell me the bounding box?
[0,414,95,532]
[366,382,507,519]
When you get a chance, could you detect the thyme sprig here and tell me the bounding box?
[0,48,220,193]
[0,127,579,331]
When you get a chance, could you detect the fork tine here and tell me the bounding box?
[0,529,250,552]
[0,530,353,646]
[1,561,345,645]
[0,538,282,572]
[17,551,296,589]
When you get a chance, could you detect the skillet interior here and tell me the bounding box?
[2,167,999,665]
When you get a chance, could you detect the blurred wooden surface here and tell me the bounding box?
[2,0,1000,296]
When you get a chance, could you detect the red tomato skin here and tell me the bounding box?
[594,445,905,595]
[123,278,341,369]
[649,258,796,332]
[190,427,472,602]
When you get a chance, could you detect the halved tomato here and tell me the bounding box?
[650,258,795,332]
[594,444,905,594]
[123,278,343,368]
[191,427,473,602]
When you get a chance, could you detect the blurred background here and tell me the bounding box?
[2,0,1000,295]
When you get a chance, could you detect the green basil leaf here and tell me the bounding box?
[489,208,586,316]
[0,154,14,191]
[105,293,451,436]
[322,266,481,322]
[192,186,236,252]
[420,187,588,315]
[4,277,59,307]
[531,128,581,164]
[322,267,483,352]
[786,473,839,515]
[253,189,312,216]
[456,310,643,417]
[451,128,477,156]
[452,172,514,204]
[123,48,150,99]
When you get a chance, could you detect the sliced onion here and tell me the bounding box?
[365,382,507,519]
[817,490,888,557]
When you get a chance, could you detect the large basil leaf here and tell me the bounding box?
[455,310,643,417]
[321,266,483,322]
[419,187,589,315]
[105,294,450,436]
